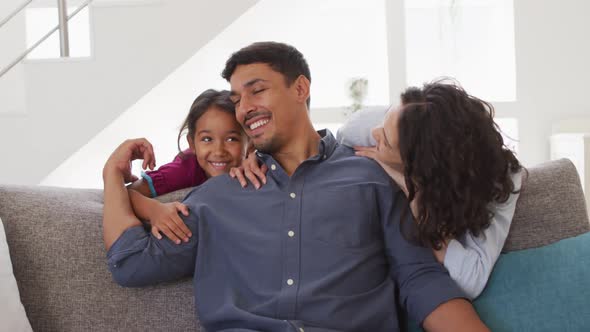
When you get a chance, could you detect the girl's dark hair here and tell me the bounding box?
[177,89,237,153]
[398,79,523,250]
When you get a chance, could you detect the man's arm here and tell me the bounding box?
[102,138,154,250]
[102,139,198,287]
[423,299,489,332]
[103,166,142,251]
[377,181,488,331]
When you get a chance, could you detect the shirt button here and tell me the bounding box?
[287,279,294,286]
[288,230,295,237]
[271,164,277,170]
[323,154,327,159]
[290,193,296,199]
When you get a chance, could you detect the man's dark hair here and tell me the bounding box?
[221,41,311,108]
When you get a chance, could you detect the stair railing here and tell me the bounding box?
[0,0,93,79]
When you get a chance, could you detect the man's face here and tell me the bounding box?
[229,63,300,154]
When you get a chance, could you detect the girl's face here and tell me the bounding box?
[371,105,403,168]
[189,107,246,178]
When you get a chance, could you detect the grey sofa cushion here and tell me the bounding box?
[0,185,200,332]
[504,158,590,251]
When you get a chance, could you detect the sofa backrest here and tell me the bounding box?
[504,158,590,251]
[0,158,588,331]
[0,186,199,332]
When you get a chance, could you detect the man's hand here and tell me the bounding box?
[103,138,157,183]
[148,201,192,244]
[229,150,268,189]
[423,298,489,332]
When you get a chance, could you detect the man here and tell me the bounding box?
[103,42,488,331]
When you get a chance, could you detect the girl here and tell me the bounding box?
[349,80,524,299]
[125,89,249,244]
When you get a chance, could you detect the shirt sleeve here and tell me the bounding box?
[443,170,523,299]
[106,199,200,287]
[377,180,466,325]
[142,150,207,197]
[336,108,387,147]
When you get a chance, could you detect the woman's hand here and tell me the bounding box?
[229,150,268,189]
[148,201,192,244]
[103,138,156,183]
[432,244,448,264]
[354,145,407,195]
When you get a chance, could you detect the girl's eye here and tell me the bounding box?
[226,137,240,142]
[201,137,212,142]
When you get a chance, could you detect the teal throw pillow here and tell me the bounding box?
[409,231,590,331]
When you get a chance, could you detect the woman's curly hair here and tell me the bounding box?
[398,79,523,250]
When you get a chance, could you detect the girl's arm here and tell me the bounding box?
[126,150,202,244]
[127,179,152,197]
[442,170,523,299]
[128,189,191,244]
[136,150,207,198]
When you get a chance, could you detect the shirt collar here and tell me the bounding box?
[257,129,338,163]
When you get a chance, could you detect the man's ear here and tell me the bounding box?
[293,75,310,105]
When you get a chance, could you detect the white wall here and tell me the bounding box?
[0,0,27,116]
[385,0,590,167]
[495,0,590,166]
[5,0,590,187]
[42,0,391,188]
[0,0,258,185]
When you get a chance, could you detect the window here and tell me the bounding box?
[404,0,516,102]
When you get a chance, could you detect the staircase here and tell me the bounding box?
[0,0,258,185]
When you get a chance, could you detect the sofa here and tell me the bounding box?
[0,158,589,331]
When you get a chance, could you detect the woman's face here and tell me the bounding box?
[371,105,403,168]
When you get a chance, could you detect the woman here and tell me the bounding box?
[347,79,524,299]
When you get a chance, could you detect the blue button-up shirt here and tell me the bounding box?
[107,130,464,331]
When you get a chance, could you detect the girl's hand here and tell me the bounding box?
[149,201,192,244]
[229,150,268,189]
[104,138,156,183]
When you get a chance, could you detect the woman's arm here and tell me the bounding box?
[336,108,387,147]
[442,170,523,299]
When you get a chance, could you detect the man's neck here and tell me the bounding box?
[272,124,322,176]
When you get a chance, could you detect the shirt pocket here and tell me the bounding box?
[303,185,379,249]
